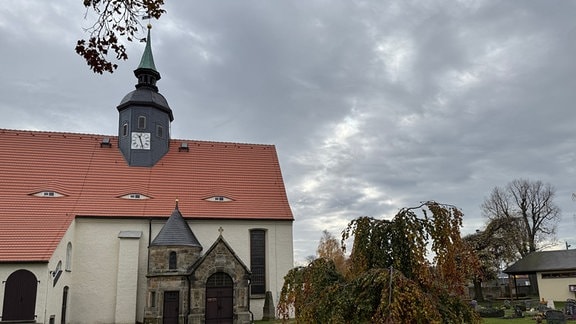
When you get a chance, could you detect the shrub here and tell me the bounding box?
[478,308,504,318]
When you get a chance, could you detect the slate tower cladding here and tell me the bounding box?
[117,24,174,167]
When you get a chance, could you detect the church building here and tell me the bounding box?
[0,26,294,324]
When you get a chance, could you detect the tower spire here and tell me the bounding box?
[134,24,161,91]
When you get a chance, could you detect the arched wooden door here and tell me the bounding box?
[2,269,38,321]
[205,272,233,324]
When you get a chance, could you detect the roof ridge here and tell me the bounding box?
[172,138,275,147]
[0,128,275,147]
[0,128,114,138]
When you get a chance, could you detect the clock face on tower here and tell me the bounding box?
[131,132,151,150]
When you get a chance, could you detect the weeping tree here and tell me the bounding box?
[278,202,481,323]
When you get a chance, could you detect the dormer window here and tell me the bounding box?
[138,116,146,129]
[204,196,233,202]
[120,193,151,200]
[32,191,64,198]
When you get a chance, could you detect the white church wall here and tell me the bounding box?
[67,217,292,323]
[71,217,149,324]
[44,222,76,323]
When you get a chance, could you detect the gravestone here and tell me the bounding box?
[545,309,566,324]
[262,291,276,321]
[514,305,523,318]
[565,299,576,319]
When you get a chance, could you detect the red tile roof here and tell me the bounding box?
[0,129,293,262]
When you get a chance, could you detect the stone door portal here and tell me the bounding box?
[163,291,180,324]
[205,272,233,324]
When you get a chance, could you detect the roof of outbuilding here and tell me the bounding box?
[0,129,293,262]
[151,204,202,247]
[504,250,576,274]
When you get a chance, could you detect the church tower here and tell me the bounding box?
[117,24,174,167]
[144,202,203,324]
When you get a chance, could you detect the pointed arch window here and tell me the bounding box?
[61,286,69,324]
[52,261,63,287]
[65,242,72,271]
[169,251,177,270]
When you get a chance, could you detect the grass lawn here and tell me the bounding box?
[253,301,575,323]
[254,314,574,323]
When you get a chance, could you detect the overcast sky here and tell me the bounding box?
[2,0,576,264]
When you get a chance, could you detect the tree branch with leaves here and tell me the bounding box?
[76,0,166,74]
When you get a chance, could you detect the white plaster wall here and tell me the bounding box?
[115,234,141,323]
[71,218,149,324]
[537,273,576,301]
[69,217,293,323]
[43,222,76,323]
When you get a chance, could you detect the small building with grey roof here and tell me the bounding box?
[504,249,576,301]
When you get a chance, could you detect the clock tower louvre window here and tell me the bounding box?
[122,122,128,137]
[138,116,146,130]
[156,124,164,138]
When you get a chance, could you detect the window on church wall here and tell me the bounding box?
[148,291,156,307]
[122,122,128,136]
[169,251,177,270]
[138,116,146,129]
[250,229,266,295]
[65,242,72,271]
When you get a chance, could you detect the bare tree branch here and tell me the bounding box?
[481,178,560,257]
[76,0,166,74]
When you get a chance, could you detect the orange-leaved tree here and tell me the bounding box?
[278,201,481,323]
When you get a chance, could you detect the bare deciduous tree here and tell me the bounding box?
[481,179,560,257]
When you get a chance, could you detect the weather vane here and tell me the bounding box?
[141,14,152,42]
